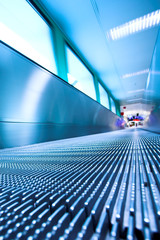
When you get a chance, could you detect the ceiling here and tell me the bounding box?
[35,0,160,108]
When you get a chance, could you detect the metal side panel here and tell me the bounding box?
[0,42,122,148]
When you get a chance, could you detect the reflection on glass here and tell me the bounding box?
[0,0,57,74]
[111,98,116,114]
[66,46,96,100]
[98,83,109,109]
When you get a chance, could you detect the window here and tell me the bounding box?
[111,98,116,114]
[66,46,96,100]
[0,0,57,74]
[98,83,109,109]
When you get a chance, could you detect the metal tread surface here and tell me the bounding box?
[0,129,159,240]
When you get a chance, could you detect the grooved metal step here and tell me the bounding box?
[0,129,159,239]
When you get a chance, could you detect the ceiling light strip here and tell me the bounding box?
[127,98,143,102]
[121,69,149,79]
[127,89,145,94]
[107,9,160,40]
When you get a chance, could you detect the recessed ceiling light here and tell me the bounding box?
[107,10,160,40]
[121,69,149,79]
[127,89,145,94]
[127,98,142,102]
[150,70,160,75]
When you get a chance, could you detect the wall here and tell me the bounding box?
[143,29,160,133]
[143,107,160,133]
[0,42,122,148]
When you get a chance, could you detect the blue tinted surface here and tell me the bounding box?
[0,43,121,148]
[0,0,57,74]
[144,28,160,132]
[111,98,116,114]
[98,83,109,109]
[146,29,160,102]
[66,46,96,101]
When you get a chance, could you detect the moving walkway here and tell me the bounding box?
[0,129,159,239]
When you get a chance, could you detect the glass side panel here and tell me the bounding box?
[66,46,96,100]
[111,98,116,114]
[0,0,57,74]
[98,83,109,109]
